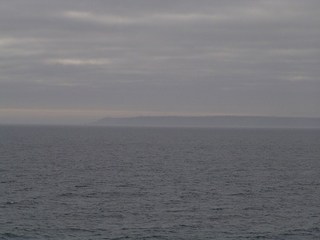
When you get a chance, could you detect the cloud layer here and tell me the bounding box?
[1,0,319,124]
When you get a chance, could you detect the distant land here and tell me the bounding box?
[94,116,320,128]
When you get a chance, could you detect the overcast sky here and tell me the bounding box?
[1,0,319,124]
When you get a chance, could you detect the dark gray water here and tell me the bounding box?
[1,126,320,240]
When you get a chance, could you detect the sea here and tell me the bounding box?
[1,125,320,240]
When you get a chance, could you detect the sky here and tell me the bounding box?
[0,0,319,124]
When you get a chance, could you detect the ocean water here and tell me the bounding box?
[1,126,320,240]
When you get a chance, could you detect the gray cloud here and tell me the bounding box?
[0,0,319,124]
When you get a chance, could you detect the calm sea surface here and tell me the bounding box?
[1,126,320,240]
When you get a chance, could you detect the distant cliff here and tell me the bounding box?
[94,116,320,128]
